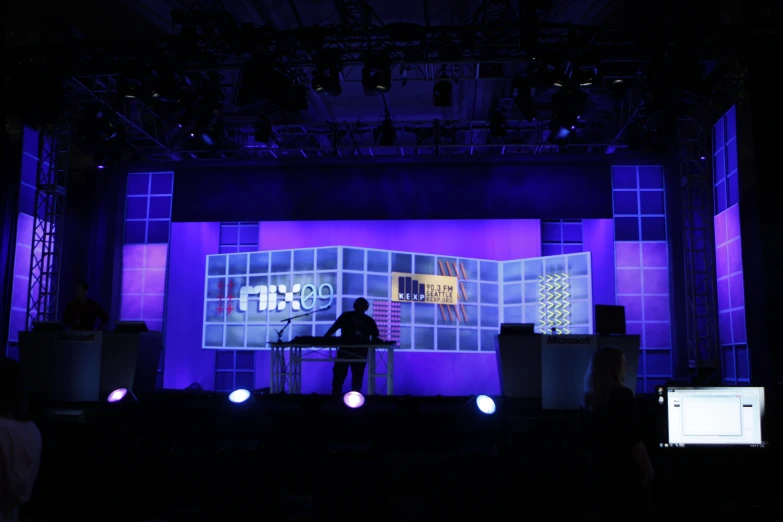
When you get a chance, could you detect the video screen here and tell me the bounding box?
[665,387,766,447]
[201,220,594,351]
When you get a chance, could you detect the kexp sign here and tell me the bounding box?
[391,272,459,306]
[237,282,334,313]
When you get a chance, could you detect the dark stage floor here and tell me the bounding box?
[19,392,782,522]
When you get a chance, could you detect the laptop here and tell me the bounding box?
[659,386,767,448]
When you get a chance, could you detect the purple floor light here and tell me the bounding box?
[107,388,129,403]
[475,395,496,415]
[343,391,365,409]
[228,389,252,404]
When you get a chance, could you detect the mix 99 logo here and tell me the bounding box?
[238,283,333,313]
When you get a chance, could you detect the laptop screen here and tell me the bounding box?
[661,387,767,448]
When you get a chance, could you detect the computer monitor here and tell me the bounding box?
[500,323,536,335]
[31,321,65,332]
[594,305,626,335]
[660,387,767,448]
[114,321,149,333]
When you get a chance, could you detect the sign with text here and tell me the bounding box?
[392,272,459,305]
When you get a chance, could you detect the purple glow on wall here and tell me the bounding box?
[583,219,615,308]
[7,214,36,350]
[715,204,748,382]
[119,244,168,332]
[257,220,542,261]
[166,220,543,394]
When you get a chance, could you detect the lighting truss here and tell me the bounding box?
[678,112,720,374]
[26,121,70,330]
[538,273,571,335]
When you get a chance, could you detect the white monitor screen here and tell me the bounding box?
[665,387,766,447]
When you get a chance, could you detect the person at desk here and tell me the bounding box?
[324,297,380,395]
[583,347,655,522]
[63,281,109,331]
[0,357,42,522]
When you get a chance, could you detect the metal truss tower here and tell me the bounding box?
[678,114,720,378]
[25,121,70,330]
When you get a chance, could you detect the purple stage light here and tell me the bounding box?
[343,391,365,409]
[228,389,252,403]
[107,388,128,403]
[97,165,105,169]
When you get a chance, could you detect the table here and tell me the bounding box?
[267,342,395,395]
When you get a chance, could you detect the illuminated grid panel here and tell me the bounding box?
[214,222,259,392]
[713,106,748,384]
[6,127,41,358]
[541,219,584,257]
[119,245,168,333]
[371,300,401,343]
[502,253,592,335]
[367,250,500,352]
[612,165,672,393]
[713,106,740,214]
[124,173,174,244]
[203,247,339,349]
[121,172,174,388]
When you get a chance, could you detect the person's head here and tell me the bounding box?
[353,298,370,314]
[75,281,88,302]
[0,356,27,420]
[584,346,626,409]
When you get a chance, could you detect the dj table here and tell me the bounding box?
[268,337,396,395]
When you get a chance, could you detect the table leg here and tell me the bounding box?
[270,348,279,393]
[387,348,394,396]
[368,347,376,395]
[293,347,302,394]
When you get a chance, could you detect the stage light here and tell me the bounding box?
[107,388,136,403]
[362,57,391,95]
[228,389,252,404]
[378,115,396,146]
[475,395,496,415]
[311,66,342,96]
[343,391,365,409]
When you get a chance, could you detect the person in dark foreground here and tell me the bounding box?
[63,281,109,331]
[0,357,42,522]
[583,347,655,522]
[325,297,380,395]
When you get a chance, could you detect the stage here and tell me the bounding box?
[21,391,782,522]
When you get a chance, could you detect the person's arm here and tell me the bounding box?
[618,388,655,485]
[324,314,344,337]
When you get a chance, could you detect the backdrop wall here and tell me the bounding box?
[171,163,613,222]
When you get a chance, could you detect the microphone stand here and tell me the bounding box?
[276,306,330,342]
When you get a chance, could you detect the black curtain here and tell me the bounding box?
[0,128,22,354]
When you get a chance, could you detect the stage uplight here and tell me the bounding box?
[228,389,252,404]
[343,391,365,409]
[475,395,496,415]
[107,388,136,403]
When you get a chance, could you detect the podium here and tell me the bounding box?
[496,333,640,409]
[18,331,162,402]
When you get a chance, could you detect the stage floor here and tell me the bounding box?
[21,393,782,522]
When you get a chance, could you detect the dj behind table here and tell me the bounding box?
[268,336,396,395]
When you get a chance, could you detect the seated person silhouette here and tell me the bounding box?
[583,347,654,522]
[324,297,380,395]
[0,357,42,522]
[63,281,109,331]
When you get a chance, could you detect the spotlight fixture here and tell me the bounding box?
[311,66,342,96]
[475,395,496,415]
[228,389,252,404]
[344,391,365,409]
[433,80,453,107]
[107,388,136,403]
[377,113,396,146]
[362,56,391,96]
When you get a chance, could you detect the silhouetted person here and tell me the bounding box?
[325,298,380,395]
[0,357,42,522]
[583,347,654,522]
[63,281,108,331]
